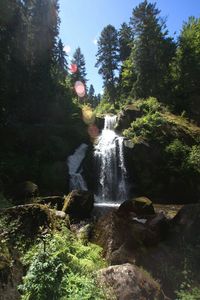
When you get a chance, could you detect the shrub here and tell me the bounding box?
[123,111,166,142]
[187,145,200,173]
[19,227,107,300]
[137,97,162,114]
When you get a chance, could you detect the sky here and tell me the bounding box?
[59,0,200,95]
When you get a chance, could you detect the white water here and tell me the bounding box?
[94,115,128,203]
[67,143,88,191]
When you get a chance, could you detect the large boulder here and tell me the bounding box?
[170,204,200,244]
[118,196,155,217]
[62,190,94,220]
[97,263,167,300]
[0,204,59,238]
[92,207,168,264]
[12,181,38,204]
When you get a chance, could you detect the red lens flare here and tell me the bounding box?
[69,64,78,73]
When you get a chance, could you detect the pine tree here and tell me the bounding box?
[95,25,120,105]
[129,0,175,100]
[54,39,68,81]
[118,22,133,62]
[88,84,95,107]
[71,47,87,87]
[171,17,200,119]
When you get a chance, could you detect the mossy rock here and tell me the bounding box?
[62,190,94,220]
[118,196,155,217]
[33,196,65,210]
[12,181,38,205]
[0,204,55,238]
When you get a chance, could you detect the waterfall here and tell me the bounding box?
[94,115,128,203]
[67,143,88,191]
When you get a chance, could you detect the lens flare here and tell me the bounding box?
[74,81,86,97]
[82,107,95,124]
[69,64,78,73]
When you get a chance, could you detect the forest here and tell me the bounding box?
[0,0,200,299]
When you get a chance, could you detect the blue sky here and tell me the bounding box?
[59,0,200,95]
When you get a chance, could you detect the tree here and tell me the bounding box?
[171,17,200,120]
[129,0,175,100]
[54,39,68,81]
[95,25,120,105]
[71,47,87,87]
[118,22,133,62]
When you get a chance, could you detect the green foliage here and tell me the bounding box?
[123,110,166,142]
[95,98,117,116]
[71,47,88,87]
[129,0,175,100]
[95,25,120,104]
[136,97,162,114]
[176,287,200,300]
[19,227,107,300]
[171,17,200,116]
[165,139,190,171]
[118,22,133,61]
[187,145,200,173]
[165,140,200,174]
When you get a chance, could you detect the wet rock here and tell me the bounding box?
[118,196,155,217]
[62,190,94,220]
[97,263,167,300]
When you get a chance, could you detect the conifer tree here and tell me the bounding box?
[129,0,175,100]
[118,22,133,62]
[71,47,87,87]
[95,25,120,105]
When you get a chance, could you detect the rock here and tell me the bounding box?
[170,204,200,243]
[33,196,65,210]
[92,208,166,263]
[118,196,155,217]
[97,263,166,300]
[0,204,55,238]
[62,190,94,220]
[12,181,38,204]
[116,104,142,131]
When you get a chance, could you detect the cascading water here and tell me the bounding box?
[94,115,128,204]
[67,143,88,191]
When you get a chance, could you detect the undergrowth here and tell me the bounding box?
[18,226,108,300]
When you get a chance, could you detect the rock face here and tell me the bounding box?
[116,104,142,132]
[92,198,169,264]
[98,263,166,300]
[62,190,94,219]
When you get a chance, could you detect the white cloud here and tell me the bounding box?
[64,45,71,54]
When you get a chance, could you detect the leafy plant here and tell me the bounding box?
[19,227,107,300]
